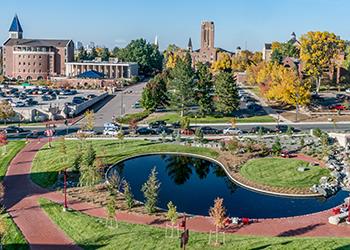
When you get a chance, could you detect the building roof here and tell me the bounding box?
[4,38,71,47]
[77,70,105,79]
[9,14,23,33]
[188,38,193,49]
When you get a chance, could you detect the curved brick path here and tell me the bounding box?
[3,140,350,250]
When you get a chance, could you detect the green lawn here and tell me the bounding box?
[145,112,275,124]
[1,214,28,250]
[39,198,350,250]
[0,140,28,249]
[0,141,26,181]
[240,158,330,189]
[31,140,219,188]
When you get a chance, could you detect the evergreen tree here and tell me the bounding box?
[169,53,195,116]
[214,72,239,114]
[77,47,88,61]
[100,48,110,61]
[89,47,98,60]
[123,180,134,210]
[141,167,161,214]
[272,137,282,155]
[79,143,101,187]
[196,62,214,115]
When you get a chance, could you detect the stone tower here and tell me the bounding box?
[200,21,214,49]
[9,14,23,39]
[188,37,193,52]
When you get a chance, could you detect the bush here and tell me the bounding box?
[116,110,151,124]
[129,76,140,84]
[227,138,239,153]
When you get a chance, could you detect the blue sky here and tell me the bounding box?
[1,0,350,51]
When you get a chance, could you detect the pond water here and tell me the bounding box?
[107,154,348,218]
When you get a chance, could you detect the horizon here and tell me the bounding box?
[1,0,350,51]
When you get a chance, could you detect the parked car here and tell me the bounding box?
[136,127,156,135]
[2,126,31,136]
[249,126,272,134]
[171,121,181,128]
[223,127,242,135]
[275,125,300,133]
[148,120,167,129]
[345,88,350,93]
[104,122,120,130]
[154,126,173,135]
[199,126,220,134]
[329,104,346,111]
[132,101,142,109]
[87,94,97,99]
[103,128,120,136]
[247,103,262,111]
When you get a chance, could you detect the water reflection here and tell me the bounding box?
[107,154,347,218]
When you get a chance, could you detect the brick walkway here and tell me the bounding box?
[3,140,350,250]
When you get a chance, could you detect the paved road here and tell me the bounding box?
[76,81,147,128]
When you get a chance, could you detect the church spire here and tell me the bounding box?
[9,14,23,39]
[154,35,159,48]
[188,37,193,52]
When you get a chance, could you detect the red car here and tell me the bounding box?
[329,104,346,111]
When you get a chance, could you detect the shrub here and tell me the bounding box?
[116,110,151,124]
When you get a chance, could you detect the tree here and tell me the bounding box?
[117,39,163,75]
[180,117,190,130]
[165,52,180,69]
[195,62,214,115]
[169,53,195,116]
[83,110,95,131]
[112,46,119,57]
[100,48,110,61]
[211,52,232,73]
[209,197,226,245]
[123,180,134,210]
[272,137,282,155]
[106,195,117,227]
[141,167,161,214]
[77,47,88,61]
[72,142,83,172]
[166,201,178,236]
[141,73,169,110]
[194,128,204,143]
[0,132,8,155]
[79,143,102,187]
[300,31,345,92]
[0,101,15,125]
[270,49,283,64]
[88,47,98,60]
[214,72,239,114]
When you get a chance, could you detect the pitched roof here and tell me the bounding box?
[9,14,23,33]
[77,70,105,79]
[188,37,192,48]
[4,38,71,47]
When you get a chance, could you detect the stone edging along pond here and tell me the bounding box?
[105,151,322,198]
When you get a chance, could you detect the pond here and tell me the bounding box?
[107,154,348,218]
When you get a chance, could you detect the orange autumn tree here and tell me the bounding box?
[209,197,226,245]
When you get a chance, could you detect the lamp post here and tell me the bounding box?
[63,168,68,211]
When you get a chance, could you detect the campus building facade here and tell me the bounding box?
[2,15,74,80]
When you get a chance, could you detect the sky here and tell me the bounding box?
[1,0,350,51]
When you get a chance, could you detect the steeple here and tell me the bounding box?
[154,35,159,48]
[9,14,23,39]
[188,37,193,52]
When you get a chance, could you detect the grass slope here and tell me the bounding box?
[145,112,275,124]
[39,198,350,250]
[0,141,26,181]
[1,214,28,250]
[31,140,219,188]
[240,158,330,189]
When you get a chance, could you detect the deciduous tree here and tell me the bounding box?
[0,101,15,125]
[300,31,344,92]
[209,197,226,245]
[211,52,232,73]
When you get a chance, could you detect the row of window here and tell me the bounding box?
[17,55,53,59]
[18,69,47,73]
[18,62,42,66]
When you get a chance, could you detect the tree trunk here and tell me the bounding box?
[316,77,321,93]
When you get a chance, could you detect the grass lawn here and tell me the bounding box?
[145,112,275,124]
[0,141,26,181]
[39,198,350,250]
[31,140,219,188]
[1,214,28,250]
[240,158,330,189]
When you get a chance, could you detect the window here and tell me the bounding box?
[39,63,42,66]
[39,56,42,59]
[23,62,26,65]
[19,62,21,65]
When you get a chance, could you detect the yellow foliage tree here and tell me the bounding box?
[300,31,345,92]
[165,52,180,69]
[271,41,282,51]
[211,52,232,73]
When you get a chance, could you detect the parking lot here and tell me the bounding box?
[0,84,106,121]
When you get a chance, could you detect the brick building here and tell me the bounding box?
[2,15,74,81]
[188,21,233,65]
